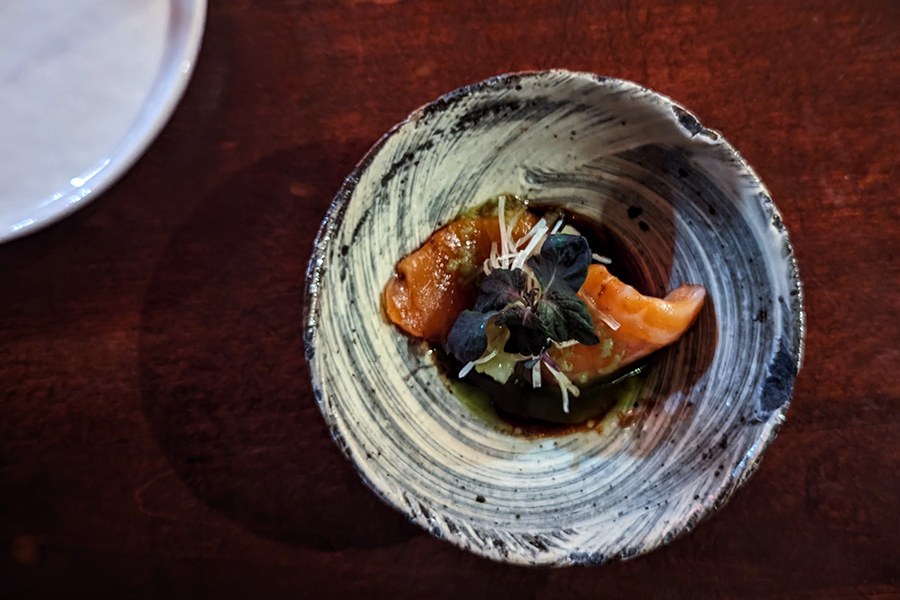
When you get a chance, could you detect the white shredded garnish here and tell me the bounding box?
[595,309,621,331]
[543,361,580,413]
[511,220,549,270]
[481,210,556,273]
[531,361,542,388]
[549,218,564,235]
[483,242,499,274]
[515,217,546,248]
[498,196,510,268]
[552,339,580,349]
[458,349,499,378]
[591,253,612,264]
[484,251,524,273]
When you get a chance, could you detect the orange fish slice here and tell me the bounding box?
[552,264,706,384]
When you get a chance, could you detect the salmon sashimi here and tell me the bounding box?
[384,197,707,408]
[552,264,706,385]
[383,210,539,342]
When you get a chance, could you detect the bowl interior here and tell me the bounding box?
[305,71,803,565]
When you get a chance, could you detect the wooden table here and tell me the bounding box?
[2,1,898,597]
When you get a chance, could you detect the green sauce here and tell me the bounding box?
[436,348,647,431]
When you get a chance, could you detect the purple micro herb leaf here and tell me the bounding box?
[447,231,599,368]
[447,309,497,363]
[537,289,599,346]
[527,234,598,346]
[495,305,548,356]
[526,234,592,294]
[474,268,528,312]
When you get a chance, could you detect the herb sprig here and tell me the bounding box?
[444,195,609,413]
[447,234,599,362]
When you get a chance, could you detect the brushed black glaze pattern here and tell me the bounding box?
[304,71,804,566]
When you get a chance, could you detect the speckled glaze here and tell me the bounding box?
[304,71,804,566]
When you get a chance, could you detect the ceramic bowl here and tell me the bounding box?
[304,70,804,566]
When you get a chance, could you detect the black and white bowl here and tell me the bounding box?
[304,70,804,566]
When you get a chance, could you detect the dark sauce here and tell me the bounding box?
[435,348,647,435]
[434,200,656,435]
[565,209,654,295]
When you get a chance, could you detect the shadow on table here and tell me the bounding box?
[136,137,717,564]
[138,142,421,551]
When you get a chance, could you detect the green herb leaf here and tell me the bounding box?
[537,289,600,345]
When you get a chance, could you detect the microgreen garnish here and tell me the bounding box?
[448,233,599,362]
[445,197,606,413]
[474,269,529,312]
[525,234,599,348]
[447,204,600,412]
[446,309,497,363]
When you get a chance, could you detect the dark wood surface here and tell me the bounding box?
[2,1,898,597]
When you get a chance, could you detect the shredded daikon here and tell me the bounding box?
[458,349,499,378]
[543,361,580,413]
[595,310,621,331]
[515,217,546,248]
[497,196,510,268]
[531,361,542,389]
[511,221,549,270]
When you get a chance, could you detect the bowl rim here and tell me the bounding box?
[303,69,805,566]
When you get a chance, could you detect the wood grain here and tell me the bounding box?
[1,0,897,597]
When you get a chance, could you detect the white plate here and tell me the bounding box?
[0,0,206,243]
